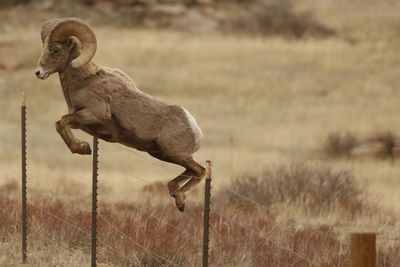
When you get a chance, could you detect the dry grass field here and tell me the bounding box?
[1,0,400,266]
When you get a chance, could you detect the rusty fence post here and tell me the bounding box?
[91,136,99,267]
[21,93,27,264]
[350,232,376,267]
[202,160,212,267]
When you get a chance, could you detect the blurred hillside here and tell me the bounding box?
[0,0,336,38]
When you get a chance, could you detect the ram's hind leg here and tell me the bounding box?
[179,160,206,194]
[147,152,191,197]
[170,158,205,212]
[148,152,205,212]
[168,171,191,197]
[167,170,194,212]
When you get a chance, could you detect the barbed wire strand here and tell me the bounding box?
[120,147,201,180]
[116,204,203,244]
[28,203,129,262]
[9,169,92,188]
[120,147,176,174]
[119,170,154,184]
[33,225,144,264]
[165,238,194,267]
[376,221,400,241]
[28,187,95,202]
[98,213,178,267]
[31,227,59,244]
[377,233,400,241]
[376,220,400,239]
[69,173,94,186]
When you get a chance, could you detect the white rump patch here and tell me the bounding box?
[183,108,204,149]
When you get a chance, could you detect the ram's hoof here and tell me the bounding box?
[173,191,186,212]
[78,142,92,155]
[177,203,185,212]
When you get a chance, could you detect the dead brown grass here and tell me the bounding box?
[1,175,399,266]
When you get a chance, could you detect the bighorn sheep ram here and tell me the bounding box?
[35,18,205,212]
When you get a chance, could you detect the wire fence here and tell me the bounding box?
[101,146,342,266]
[28,200,180,266]
[98,213,175,266]
[9,168,184,265]
[10,168,203,265]
[115,147,400,265]
[28,203,128,261]
[14,102,399,266]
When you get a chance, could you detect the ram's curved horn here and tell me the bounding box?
[41,19,61,44]
[48,18,97,68]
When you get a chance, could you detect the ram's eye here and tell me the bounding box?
[51,47,61,55]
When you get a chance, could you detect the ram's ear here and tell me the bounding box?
[67,36,82,51]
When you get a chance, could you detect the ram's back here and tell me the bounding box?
[97,67,188,140]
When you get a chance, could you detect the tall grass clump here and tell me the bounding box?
[224,163,366,215]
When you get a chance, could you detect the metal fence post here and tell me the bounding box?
[202,160,212,267]
[91,136,99,267]
[350,232,376,267]
[21,93,27,264]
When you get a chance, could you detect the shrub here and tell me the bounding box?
[224,162,366,215]
[373,132,397,158]
[220,0,336,38]
[324,132,357,157]
[323,131,400,159]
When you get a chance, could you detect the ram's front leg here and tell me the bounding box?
[55,109,100,155]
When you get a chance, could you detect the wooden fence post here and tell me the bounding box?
[202,160,212,267]
[21,93,27,264]
[91,136,99,267]
[350,232,376,267]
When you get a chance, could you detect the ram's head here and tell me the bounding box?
[35,18,97,79]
